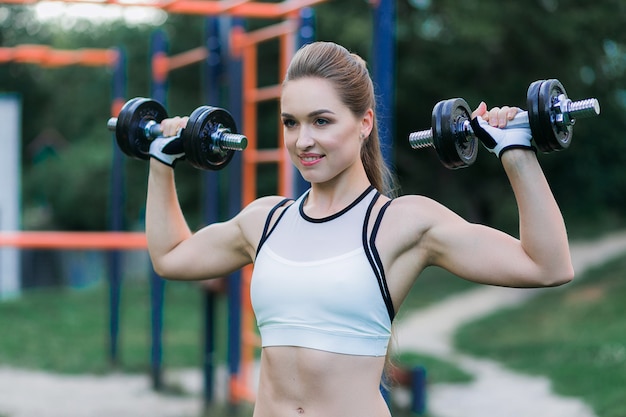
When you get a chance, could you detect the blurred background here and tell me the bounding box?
[2,0,624,239]
[0,1,625,416]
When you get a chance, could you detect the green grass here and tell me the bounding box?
[0,265,475,416]
[392,351,473,384]
[455,255,626,417]
[0,265,473,375]
[0,279,209,374]
[9,257,626,416]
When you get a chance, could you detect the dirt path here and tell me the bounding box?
[1,232,626,417]
[393,230,626,417]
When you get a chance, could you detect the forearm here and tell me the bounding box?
[501,149,574,283]
[145,159,192,268]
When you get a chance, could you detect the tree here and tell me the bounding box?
[1,1,625,236]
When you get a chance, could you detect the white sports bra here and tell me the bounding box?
[250,186,395,357]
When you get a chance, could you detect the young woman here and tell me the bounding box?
[145,41,574,417]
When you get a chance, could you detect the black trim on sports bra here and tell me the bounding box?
[256,198,293,257]
[363,195,396,322]
[299,185,375,223]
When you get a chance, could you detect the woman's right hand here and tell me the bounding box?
[160,116,189,137]
[149,116,190,168]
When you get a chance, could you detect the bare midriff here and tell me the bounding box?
[252,346,391,417]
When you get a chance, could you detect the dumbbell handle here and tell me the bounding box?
[409,96,600,149]
[107,117,248,151]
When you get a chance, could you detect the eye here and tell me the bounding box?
[282,118,297,128]
[314,118,330,126]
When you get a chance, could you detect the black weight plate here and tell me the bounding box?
[526,80,546,151]
[183,106,237,171]
[116,98,168,160]
[114,97,144,158]
[527,79,572,152]
[432,98,476,169]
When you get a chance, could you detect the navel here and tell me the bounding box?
[296,407,305,414]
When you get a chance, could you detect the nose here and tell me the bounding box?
[295,127,315,150]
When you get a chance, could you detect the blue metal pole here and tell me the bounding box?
[371,0,396,168]
[226,16,245,405]
[149,29,169,391]
[411,365,428,415]
[372,0,397,404]
[201,16,223,406]
[108,46,126,368]
[294,7,316,196]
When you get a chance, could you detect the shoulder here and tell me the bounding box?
[384,194,449,221]
[375,194,463,251]
[235,195,294,245]
[238,195,293,224]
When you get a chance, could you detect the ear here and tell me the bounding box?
[360,108,374,140]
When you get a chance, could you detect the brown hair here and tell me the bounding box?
[283,41,396,197]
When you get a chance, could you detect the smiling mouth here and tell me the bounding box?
[301,155,322,162]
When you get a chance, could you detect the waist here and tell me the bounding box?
[255,346,391,417]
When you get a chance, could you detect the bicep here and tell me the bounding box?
[152,217,252,281]
[151,196,285,281]
[424,216,543,287]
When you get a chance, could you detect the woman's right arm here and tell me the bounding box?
[145,158,258,281]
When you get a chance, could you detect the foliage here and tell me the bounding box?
[455,254,626,417]
[391,0,626,235]
[1,1,626,235]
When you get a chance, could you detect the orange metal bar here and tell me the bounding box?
[0,0,327,18]
[242,40,258,207]
[0,45,118,67]
[111,97,125,118]
[76,48,119,66]
[13,44,50,63]
[0,48,12,63]
[166,46,209,71]
[245,149,283,164]
[234,12,301,404]
[0,232,147,250]
[278,19,296,197]
[235,20,297,48]
[250,85,281,102]
[39,49,80,67]
[152,51,169,84]
[218,0,252,10]
[240,266,257,400]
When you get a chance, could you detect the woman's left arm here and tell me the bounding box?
[417,105,574,288]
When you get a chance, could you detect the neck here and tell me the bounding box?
[305,178,372,218]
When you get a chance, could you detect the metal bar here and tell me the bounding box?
[166,46,209,71]
[0,46,117,67]
[235,20,297,48]
[250,85,281,102]
[0,232,147,249]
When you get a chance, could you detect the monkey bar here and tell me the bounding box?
[0,231,146,249]
[1,0,397,409]
[0,0,327,18]
[0,45,119,67]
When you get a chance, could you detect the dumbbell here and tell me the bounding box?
[107,97,248,170]
[408,79,601,169]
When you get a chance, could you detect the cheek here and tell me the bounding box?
[283,128,295,147]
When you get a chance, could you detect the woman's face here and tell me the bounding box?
[281,77,372,185]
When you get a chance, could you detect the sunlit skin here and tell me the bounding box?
[146,75,573,416]
[280,77,373,211]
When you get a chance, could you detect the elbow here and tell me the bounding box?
[151,263,168,279]
[541,264,575,287]
[149,255,178,280]
[150,259,169,279]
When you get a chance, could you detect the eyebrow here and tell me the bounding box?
[281,109,336,118]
